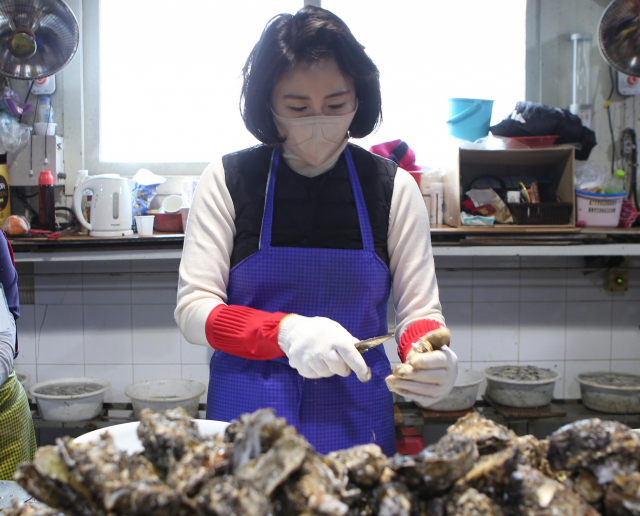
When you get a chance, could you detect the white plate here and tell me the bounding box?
[73,419,229,454]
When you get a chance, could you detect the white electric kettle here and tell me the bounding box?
[73,175,133,237]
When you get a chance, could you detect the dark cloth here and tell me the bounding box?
[223,143,397,269]
[0,233,18,319]
[490,101,597,160]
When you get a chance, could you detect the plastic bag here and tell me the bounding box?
[466,188,514,224]
[461,212,495,226]
[181,178,199,208]
[574,160,608,192]
[1,87,32,117]
[132,168,166,217]
[0,113,32,153]
[2,215,30,235]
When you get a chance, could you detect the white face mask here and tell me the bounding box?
[272,104,357,167]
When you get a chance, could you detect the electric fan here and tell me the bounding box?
[0,0,79,80]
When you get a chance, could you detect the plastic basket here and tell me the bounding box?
[575,190,625,227]
[507,202,573,225]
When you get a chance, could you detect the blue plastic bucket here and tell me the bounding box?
[447,98,494,141]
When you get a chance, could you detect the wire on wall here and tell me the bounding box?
[605,66,616,175]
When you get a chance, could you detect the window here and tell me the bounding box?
[321,0,526,166]
[87,0,303,174]
[87,0,526,174]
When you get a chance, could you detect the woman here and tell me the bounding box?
[0,231,36,480]
[176,6,457,456]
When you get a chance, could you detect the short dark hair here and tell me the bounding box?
[240,6,382,145]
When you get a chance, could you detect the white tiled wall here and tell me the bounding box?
[14,256,640,403]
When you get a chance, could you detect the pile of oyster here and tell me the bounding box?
[3,408,640,516]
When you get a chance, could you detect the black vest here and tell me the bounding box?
[223,144,397,269]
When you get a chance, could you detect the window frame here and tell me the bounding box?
[69,0,539,193]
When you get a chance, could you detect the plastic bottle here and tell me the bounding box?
[38,170,56,231]
[604,169,626,194]
[0,154,11,227]
[36,97,54,124]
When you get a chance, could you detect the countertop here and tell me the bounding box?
[8,226,640,261]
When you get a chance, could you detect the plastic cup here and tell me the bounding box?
[135,215,155,236]
[34,122,56,136]
[162,194,184,213]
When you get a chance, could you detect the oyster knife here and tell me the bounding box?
[355,332,394,354]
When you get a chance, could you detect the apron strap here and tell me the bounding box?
[343,146,375,252]
[259,149,279,250]
[259,146,375,252]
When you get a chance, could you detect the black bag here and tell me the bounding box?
[490,101,597,160]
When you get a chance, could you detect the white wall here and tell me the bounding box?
[534,0,640,174]
[14,257,640,403]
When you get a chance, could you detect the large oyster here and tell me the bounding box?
[136,408,204,479]
[235,433,310,496]
[166,439,229,499]
[0,501,61,516]
[194,475,273,516]
[446,488,505,516]
[604,472,640,516]
[327,444,388,488]
[447,412,516,455]
[15,434,183,516]
[510,465,600,516]
[454,444,519,497]
[374,483,414,516]
[389,433,478,494]
[276,452,352,516]
[224,408,293,471]
[546,419,640,484]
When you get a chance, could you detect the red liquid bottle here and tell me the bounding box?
[38,170,56,231]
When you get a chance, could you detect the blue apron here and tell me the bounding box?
[207,146,395,456]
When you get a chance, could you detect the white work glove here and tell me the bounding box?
[386,328,458,408]
[278,315,369,381]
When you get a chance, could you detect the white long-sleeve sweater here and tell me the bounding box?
[175,148,444,349]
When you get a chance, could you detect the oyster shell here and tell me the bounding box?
[573,469,605,506]
[15,434,185,516]
[375,483,414,516]
[166,439,229,499]
[15,444,103,516]
[136,407,204,480]
[446,488,505,516]
[604,472,640,516]
[546,419,640,484]
[389,433,478,494]
[224,408,292,471]
[277,452,351,516]
[0,501,62,516]
[454,444,519,497]
[327,444,388,488]
[447,412,516,455]
[511,465,600,516]
[236,433,310,496]
[194,475,273,516]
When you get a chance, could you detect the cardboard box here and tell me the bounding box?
[442,145,575,228]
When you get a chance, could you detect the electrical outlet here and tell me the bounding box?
[618,71,640,95]
[605,268,629,291]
